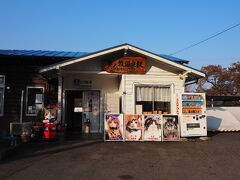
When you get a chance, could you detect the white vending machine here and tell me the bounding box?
[178,93,207,137]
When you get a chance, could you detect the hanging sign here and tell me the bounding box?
[103,57,147,74]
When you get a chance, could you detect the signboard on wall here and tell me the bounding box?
[73,79,92,89]
[103,57,147,74]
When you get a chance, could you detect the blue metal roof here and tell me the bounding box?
[0,49,88,58]
[0,49,188,64]
[159,54,189,64]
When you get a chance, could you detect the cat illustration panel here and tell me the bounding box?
[162,115,180,141]
[143,115,162,141]
[105,114,123,141]
[125,115,142,141]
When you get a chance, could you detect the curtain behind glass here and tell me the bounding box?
[136,86,170,102]
[136,86,153,101]
[154,87,171,102]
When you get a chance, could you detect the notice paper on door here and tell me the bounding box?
[74,107,83,112]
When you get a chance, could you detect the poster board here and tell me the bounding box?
[124,115,143,141]
[162,115,180,141]
[104,114,124,141]
[143,115,162,141]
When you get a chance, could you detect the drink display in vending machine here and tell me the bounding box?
[179,93,207,137]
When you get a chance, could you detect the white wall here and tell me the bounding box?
[121,57,185,114]
[207,107,240,131]
[63,73,119,92]
[123,74,184,114]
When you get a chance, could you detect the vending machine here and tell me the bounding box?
[179,93,207,137]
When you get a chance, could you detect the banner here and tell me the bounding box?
[125,115,143,141]
[143,115,162,141]
[104,114,123,141]
[162,115,180,141]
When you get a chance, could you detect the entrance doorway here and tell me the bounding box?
[65,90,100,134]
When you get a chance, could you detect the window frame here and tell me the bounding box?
[134,84,173,114]
[0,75,5,116]
[25,86,44,116]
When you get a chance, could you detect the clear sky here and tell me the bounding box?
[0,0,239,69]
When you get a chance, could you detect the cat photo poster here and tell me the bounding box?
[125,115,142,141]
[162,115,180,141]
[143,115,162,141]
[104,114,123,141]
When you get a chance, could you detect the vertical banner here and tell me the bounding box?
[125,115,143,141]
[143,115,162,141]
[176,93,180,115]
[104,114,123,141]
[162,115,180,141]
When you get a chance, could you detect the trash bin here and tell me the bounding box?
[43,123,57,140]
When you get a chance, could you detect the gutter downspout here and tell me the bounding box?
[20,90,24,123]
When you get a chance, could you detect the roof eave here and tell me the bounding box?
[39,43,205,78]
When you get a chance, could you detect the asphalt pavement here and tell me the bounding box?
[0,132,240,180]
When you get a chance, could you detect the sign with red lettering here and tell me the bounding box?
[103,57,147,74]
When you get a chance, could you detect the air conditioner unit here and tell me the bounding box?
[10,122,22,135]
[22,122,33,134]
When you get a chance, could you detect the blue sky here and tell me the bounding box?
[0,0,239,69]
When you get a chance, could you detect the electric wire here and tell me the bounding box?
[170,23,240,55]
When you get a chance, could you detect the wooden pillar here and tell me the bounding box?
[57,70,63,123]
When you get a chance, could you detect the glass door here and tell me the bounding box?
[82,91,100,133]
[65,91,83,132]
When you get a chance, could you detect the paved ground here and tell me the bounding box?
[0,132,240,180]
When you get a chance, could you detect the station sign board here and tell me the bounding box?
[103,56,147,74]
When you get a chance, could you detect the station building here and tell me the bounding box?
[0,44,205,136]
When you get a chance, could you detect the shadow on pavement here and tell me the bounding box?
[1,139,103,164]
[207,131,220,137]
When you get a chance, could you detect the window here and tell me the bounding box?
[26,87,44,116]
[135,85,171,114]
[0,75,5,116]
